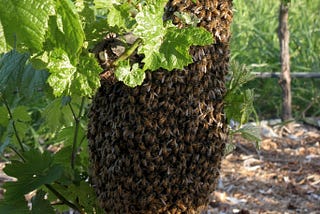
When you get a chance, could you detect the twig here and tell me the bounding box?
[45,184,84,214]
[112,38,143,66]
[0,96,25,152]
[70,97,86,169]
[8,145,26,162]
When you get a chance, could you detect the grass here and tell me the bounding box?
[231,0,320,119]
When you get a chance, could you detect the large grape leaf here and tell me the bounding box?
[47,49,100,97]
[2,150,63,201]
[0,0,55,52]
[133,1,213,71]
[71,55,101,97]
[47,49,77,96]
[133,1,166,68]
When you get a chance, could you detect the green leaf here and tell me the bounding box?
[0,22,8,53]
[71,55,101,97]
[3,150,63,201]
[31,190,55,214]
[107,3,136,30]
[47,49,77,97]
[53,0,85,63]
[53,146,73,170]
[173,11,201,26]
[0,51,29,95]
[47,49,100,97]
[228,62,255,91]
[0,137,10,155]
[225,89,255,125]
[13,106,31,122]
[68,181,100,213]
[55,125,85,147]
[0,196,30,214]
[224,143,236,155]
[20,65,49,98]
[0,0,55,52]
[0,50,49,100]
[237,123,261,143]
[133,2,213,71]
[156,26,213,70]
[240,89,255,125]
[43,98,73,132]
[115,60,145,87]
[0,106,8,126]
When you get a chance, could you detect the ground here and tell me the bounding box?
[206,122,320,214]
[0,122,319,214]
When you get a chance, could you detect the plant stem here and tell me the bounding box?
[8,145,26,162]
[113,38,143,66]
[70,97,85,169]
[45,184,84,214]
[0,96,25,152]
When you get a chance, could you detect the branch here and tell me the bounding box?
[0,95,25,152]
[8,145,25,162]
[112,38,143,66]
[45,184,84,214]
[70,97,86,169]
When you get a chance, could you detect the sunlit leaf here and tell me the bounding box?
[0,106,8,126]
[133,2,213,71]
[115,60,145,87]
[0,0,55,52]
[54,0,85,63]
[47,49,76,97]
[71,55,100,97]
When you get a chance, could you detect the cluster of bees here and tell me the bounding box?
[88,0,233,213]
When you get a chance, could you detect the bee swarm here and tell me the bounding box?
[87,0,233,213]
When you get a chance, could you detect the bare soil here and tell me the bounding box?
[207,122,320,214]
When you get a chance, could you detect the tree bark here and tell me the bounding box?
[278,3,292,122]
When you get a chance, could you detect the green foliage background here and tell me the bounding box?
[231,0,320,119]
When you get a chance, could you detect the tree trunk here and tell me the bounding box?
[278,3,292,122]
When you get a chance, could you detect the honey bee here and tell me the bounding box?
[171,0,181,6]
[136,166,142,177]
[148,164,155,172]
[139,95,146,103]
[159,116,166,125]
[138,142,146,150]
[146,150,151,159]
[193,5,203,15]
